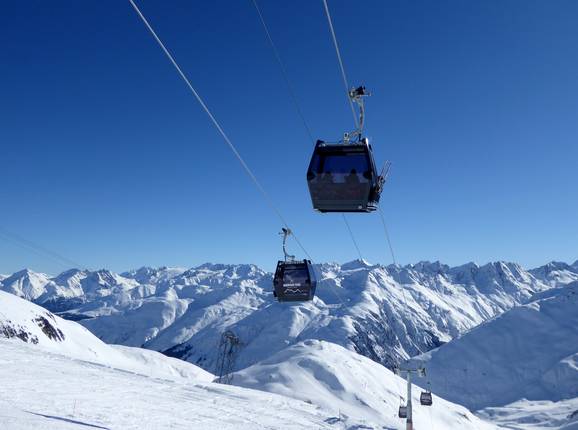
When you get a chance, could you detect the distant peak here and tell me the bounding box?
[7,268,49,280]
[341,259,372,271]
[412,261,449,273]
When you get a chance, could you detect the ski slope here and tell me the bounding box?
[0,291,334,429]
[0,339,336,430]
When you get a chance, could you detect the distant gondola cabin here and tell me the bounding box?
[273,260,316,302]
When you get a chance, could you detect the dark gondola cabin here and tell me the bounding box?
[398,406,408,419]
[273,260,316,302]
[420,391,433,406]
[306,138,382,213]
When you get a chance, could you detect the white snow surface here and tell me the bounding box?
[0,339,335,430]
[478,398,578,429]
[0,269,52,300]
[409,281,578,411]
[232,339,497,429]
[0,290,213,382]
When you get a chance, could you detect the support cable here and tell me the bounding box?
[321,0,358,128]
[127,0,312,260]
[0,227,88,271]
[341,215,363,261]
[250,0,315,143]
[378,207,397,266]
[249,0,363,274]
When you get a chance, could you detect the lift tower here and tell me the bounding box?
[394,366,427,430]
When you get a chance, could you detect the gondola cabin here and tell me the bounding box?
[420,391,433,406]
[306,138,382,213]
[273,260,316,302]
[398,406,408,419]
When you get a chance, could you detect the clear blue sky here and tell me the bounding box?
[1,0,577,275]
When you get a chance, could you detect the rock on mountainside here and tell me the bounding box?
[0,290,214,382]
[409,281,578,411]
[0,259,559,374]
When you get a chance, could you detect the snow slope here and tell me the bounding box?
[0,290,213,382]
[530,261,578,287]
[0,260,554,374]
[408,281,578,411]
[0,339,336,430]
[0,289,499,429]
[232,339,497,430]
[478,398,578,430]
[0,269,52,301]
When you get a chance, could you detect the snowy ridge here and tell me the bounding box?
[408,281,578,425]
[0,269,53,301]
[0,290,213,382]
[529,261,578,287]
[232,339,496,429]
[0,259,557,374]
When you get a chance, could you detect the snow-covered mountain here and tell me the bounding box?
[0,269,53,301]
[0,259,556,375]
[0,289,496,429]
[232,339,496,429]
[408,281,578,427]
[529,261,578,287]
[0,290,213,382]
[122,265,187,284]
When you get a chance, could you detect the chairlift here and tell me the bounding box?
[273,228,317,302]
[306,86,387,213]
[420,377,433,406]
[420,390,433,406]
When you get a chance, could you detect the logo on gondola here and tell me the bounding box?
[284,288,308,294]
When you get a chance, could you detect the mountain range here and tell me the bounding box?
[1,258,577,429]
[2,259,576,374]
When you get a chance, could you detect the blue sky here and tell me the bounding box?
[1,0,577,274]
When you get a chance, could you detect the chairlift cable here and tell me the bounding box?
[378,206,410,311]
[127,0,312,261]
[378,207,397,266]
[0,227,89,271]
[341,215,363,261]
[249,0,366,274]
[250,0,315,143]
[321,0,358,129]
